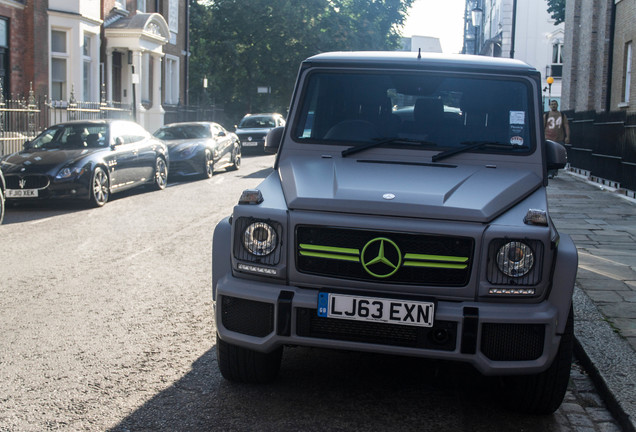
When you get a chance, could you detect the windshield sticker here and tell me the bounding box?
[510,136,524,146]
[510,124,524,134]
[510,111,525,125]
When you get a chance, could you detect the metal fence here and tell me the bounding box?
[564,110,636,192]
[0,84,133,157]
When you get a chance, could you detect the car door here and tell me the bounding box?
[108,121,141,190]
[121,121,157,183]
[213,124,232,165]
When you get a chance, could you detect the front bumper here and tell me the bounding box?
[215,274,564,376]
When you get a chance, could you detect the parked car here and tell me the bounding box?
[0,166,5,224]
[0,119,168,207]
[235,113,285,153]
[153,121,240,178]
[212,52,577,415]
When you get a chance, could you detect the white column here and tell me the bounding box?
[106,48,113,102]
[144,52,165,132]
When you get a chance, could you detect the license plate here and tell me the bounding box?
[6,189,38,198]
[242,141,257,147]
[318,293,434,327]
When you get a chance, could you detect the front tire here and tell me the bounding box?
[499,306,574,414]
[228,145,241,171]
[202,150,214,179]
[152,157,168,190]
[216,334,282,383]
[90,167,109,207]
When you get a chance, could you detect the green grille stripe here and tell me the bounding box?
[299,251,360,262]
[403,261,468,269]
[403,253,468,263]
[299,244,359,255]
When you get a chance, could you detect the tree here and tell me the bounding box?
[188,0,414,126]
[546,0,566,25]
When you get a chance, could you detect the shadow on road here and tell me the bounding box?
[111,346,564,432]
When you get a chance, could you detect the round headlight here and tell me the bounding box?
[243,222,278,256]
[496,241,535,277]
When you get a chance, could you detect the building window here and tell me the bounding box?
[51,29,68,101]
[624,42,632,104]
[164,55,179,105]
[83,34,92,101]
[551,43,563,78]
[115,0,126,11]
[0,17,8,100]
[137,0,146,12]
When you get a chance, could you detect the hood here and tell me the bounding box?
[278,156,542,223]
[165,139,207,152]
[1,148,95,175]
[235,128,271,135]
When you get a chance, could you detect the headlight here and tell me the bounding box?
[495,241,535,277]
[243,221,278,256]
[56,166,84,179]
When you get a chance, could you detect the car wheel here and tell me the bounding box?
[0,187,5,224]
[216,334,282,383]
[202,149,214,179]
[498,305,573,414]
[152,157,168,190]
[90,167,110,207]
[228,146,241,171]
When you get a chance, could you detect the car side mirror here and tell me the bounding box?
[111,136,124,148]
[545,139,567,171]
[264,126,284,154]
[23,140,33,150]
[218,130,226,137]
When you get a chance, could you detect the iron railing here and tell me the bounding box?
[563,110,636,192]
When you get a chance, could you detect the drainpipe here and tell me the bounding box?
[605,1,616,112]
[510,0,517,58]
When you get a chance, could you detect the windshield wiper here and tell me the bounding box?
[342,137,436,158]
[431,141,522,163]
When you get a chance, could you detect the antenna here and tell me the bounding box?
[418,48,421,59]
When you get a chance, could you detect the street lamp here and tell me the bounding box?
[471,5,483,55]
[547,76,554,103]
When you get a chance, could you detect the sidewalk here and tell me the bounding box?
[547,170,636,431]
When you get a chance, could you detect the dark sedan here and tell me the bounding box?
[153,122,241,179]
[0,119,169,207]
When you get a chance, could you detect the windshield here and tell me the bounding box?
[30,124,108,149]
[238,116,276,129]
[293,71,535,156]
[154,124,211,140]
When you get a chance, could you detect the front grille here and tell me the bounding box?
[480,323,544,361]
[5,174,50,189]
[296,307,457,351]
[221,296,274,337]
[296,226,473,286]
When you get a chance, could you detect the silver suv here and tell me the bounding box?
[212,52,577,414]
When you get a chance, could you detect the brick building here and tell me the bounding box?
[0,0,189,131]
[561,0,635,113]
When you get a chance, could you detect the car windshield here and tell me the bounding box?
[154,124,211,140]
[238,116,276,129]
[30,124,108,149]
[293,71,535,156]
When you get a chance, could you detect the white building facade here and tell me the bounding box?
[465,0,565,109]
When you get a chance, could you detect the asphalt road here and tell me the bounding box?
[0,155,621,431]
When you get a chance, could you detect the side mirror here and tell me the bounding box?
[218,130,226,137]
[111,136,124,148]
[545,139,567,171]
[264,126,284,154]
[23,140,33,150]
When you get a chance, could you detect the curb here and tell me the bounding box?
[573,286,636,432]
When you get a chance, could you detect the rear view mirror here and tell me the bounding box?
[545,139,567,171]
[264,126,284,154]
